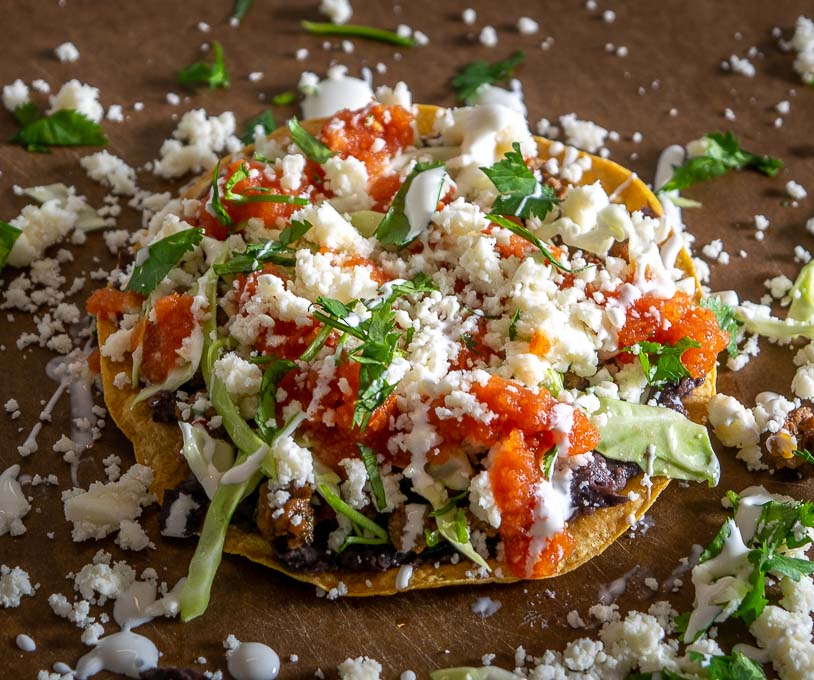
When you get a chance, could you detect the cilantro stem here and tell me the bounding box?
[486,213,572,273]
[316,483,388,540]
[301,20,416,47]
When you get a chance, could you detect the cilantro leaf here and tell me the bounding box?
[358,444,387,511]
[126,228,204,295]
[287,117,335,164]
[699,519,733,563]
[214,240,298,275]
[12,102,41,126]
[659,132,782,193]
[178,40,229,90]
[9,108,107,152]
[542,446,558,480]
[687,651,767,680]
[209,160,233,228]
[311,274,436,431]
[241,110,276,144]
[701,296,743,358]
[0,221,22,273]
[451,50,526,103]
[231,0,252,21]
[486,212,572,272]
[255,358,296,443]
[375,162,446,247]
[301,21,416,47]
[222,162,307,206]
[481,142,559,220]
[793,448,814,465]
[271,91,297,106]
[279,219,312,248]
[624,336,701,388]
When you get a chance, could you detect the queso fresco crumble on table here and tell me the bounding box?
[87,98,724,615]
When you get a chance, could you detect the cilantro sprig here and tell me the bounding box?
[481,142,560,220]
[629,651,766,680]
[542,447,558,480]
[208,160,309,229]
[9,103,107,153]
[0,221,22,273]
[659,132,782,193]
[178,40,230,90]
[310,274,436,431]
[213,220,313,275]
[241,110,276,144]
[624,337,700,388]
[701,296,742,358]
[452,50,526,103]
[287,117,336,163]
[486,213,571,273]
[301,20,416,47]
[358,444,387,511]
[126,228,204,295]
[793,448,814,464]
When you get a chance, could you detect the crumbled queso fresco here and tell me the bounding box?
[1,6,814,680]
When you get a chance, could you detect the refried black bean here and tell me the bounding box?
[148,390,179,423]
[657,376,704,417]
[570,453,641,514]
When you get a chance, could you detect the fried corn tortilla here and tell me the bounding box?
[97,104,714,596]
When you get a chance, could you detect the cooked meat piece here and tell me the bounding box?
[257,482,315,551]
[388,504,428,554]
[765,406,814,472]
[657,376,705,417]
[570,453,641,514]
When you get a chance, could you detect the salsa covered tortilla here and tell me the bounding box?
[90,102,723,614]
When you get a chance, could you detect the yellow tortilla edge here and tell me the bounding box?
[97,103,713,595]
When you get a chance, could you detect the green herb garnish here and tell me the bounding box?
[482,142,559,220]
[486,212,571,273]
[793,448,814,464]
[542,446,558,480]
[241,110,276,144]
[9,107,107,152]
[0,221,22,273]
[451,50,525,103]
[178,40,230,90]
[659,132,782,193]
[624,337,701,388]
[231,0,252,21]
[375,162,446,247]
[214,240,296,275]
[209,160,233,228]
[279,219,312,247]
[310,274,436,430]
[255,358,296,443]
[287,117,336,163]
[223,162,309,206]
[272,91,297,106]
[316,483,388,552]
[126,228,204,295]
[701,296,742,358]
[358,444,387,511]
[428,490,467,518]
[301,20,416,47]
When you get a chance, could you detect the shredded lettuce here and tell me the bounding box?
[593,398,720,486]
[178,423,236,499]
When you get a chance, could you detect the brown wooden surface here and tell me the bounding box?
[1,1,813,677]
